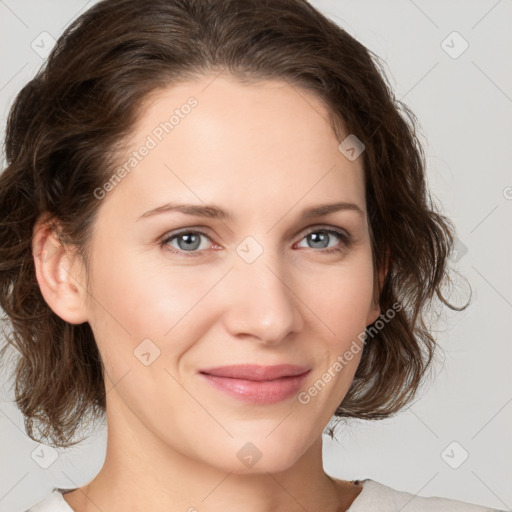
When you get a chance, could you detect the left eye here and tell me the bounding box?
[296,229,348,251]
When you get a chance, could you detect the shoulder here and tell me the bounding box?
[24,489,75,512]
[349,479,505,512]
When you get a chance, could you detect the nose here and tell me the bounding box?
[222,251,304,345]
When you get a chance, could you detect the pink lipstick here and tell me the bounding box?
[199,364,311,405]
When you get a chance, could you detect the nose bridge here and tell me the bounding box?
[223,240,303,343]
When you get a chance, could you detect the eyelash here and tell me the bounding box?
[159,226,352,257]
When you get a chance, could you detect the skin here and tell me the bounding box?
[33,74,385,512]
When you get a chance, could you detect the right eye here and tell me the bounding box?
[160,229,215,256]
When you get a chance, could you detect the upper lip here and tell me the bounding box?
[199,364,311,381]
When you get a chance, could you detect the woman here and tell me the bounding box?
[0,0,504,510]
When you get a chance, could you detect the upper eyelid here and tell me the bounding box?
[303,225,349,236]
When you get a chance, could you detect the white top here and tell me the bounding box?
[26,479,505,512]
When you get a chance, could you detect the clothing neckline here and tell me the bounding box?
[52,479,374,511]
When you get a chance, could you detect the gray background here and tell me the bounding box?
[1,0,511,510]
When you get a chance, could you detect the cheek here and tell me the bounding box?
[84,248,224,370]
[289,250,374,402]
[301,250,375,337]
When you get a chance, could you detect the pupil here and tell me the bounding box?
[180,234,200,250]
[310,232,327,248]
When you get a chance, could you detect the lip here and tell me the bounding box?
[199,364,311,405]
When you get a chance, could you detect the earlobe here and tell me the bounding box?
[32,220,89,324]
[366,252,389,325]
[366,300,381,326]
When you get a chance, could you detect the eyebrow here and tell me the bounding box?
[136,200,364,222]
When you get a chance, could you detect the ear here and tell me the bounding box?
[366,250,389,325]
[32,218,89,324]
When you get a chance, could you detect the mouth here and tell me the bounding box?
[198,364,311,404]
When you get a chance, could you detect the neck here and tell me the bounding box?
[65,392,361,512]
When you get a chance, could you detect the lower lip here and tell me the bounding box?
[200,371,310,405]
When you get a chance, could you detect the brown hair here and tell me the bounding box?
[0,0,467,448]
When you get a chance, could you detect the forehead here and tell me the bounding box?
[102,74,366,221]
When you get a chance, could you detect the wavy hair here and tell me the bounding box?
[0,0,468,447]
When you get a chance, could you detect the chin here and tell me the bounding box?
[229,456,303,476]
[204,437,309,476]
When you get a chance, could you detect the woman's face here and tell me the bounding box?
[77,74,380,473]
